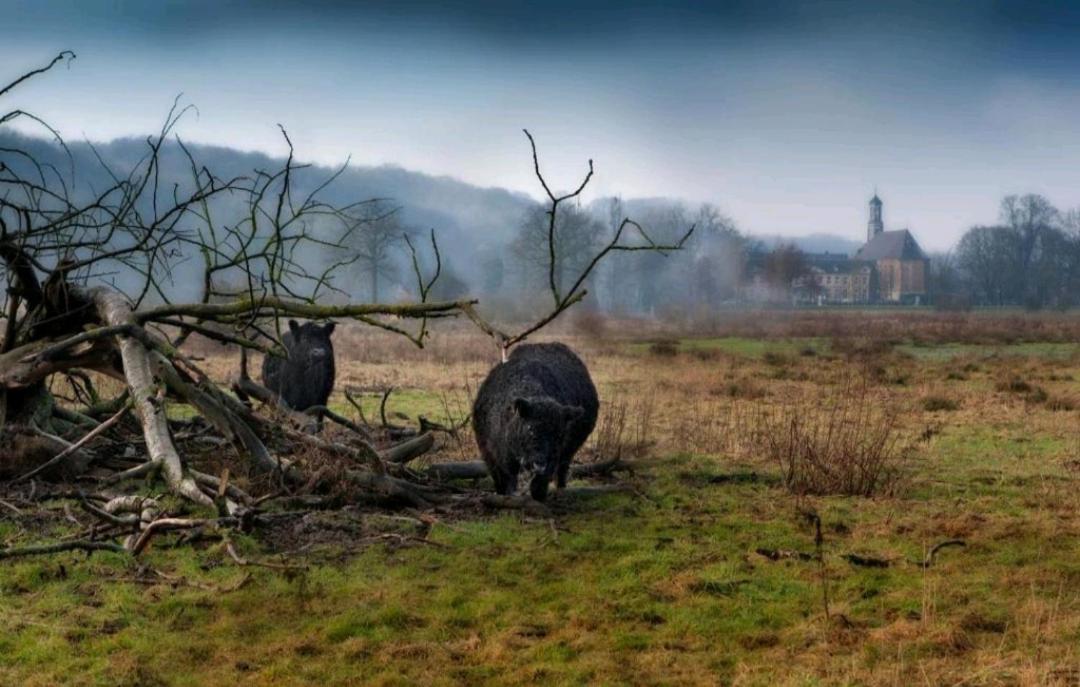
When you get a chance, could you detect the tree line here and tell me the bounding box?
[934,194,1080,310]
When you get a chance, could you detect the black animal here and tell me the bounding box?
[261,320,336,411]
[473,342,599,501]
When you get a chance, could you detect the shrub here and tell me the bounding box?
[762,351,791,367]
[1046,395,1077,412]
[922,396,960,412]
[648,340,679,357]
[590,395,655,460]
[995,376,1033,394]
[748,377,910,496]
[1024,386,1049,405]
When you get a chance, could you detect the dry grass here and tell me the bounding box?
[8,310,1080,686]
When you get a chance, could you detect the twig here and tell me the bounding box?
[0,540,126,559]
[923,539,965,568]
[15,400,132,483]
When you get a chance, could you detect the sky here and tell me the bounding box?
[3,0,1080,250]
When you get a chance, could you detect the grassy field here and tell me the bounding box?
[3,312,1080,685]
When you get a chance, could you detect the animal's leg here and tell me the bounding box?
[556,455,572,489]
[529,473,550,501]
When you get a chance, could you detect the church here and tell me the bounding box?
[797,195,929,305]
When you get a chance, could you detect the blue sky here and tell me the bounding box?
[4,0,1080,250]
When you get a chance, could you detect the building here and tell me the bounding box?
[740,194,929,305]
[853,195,929,304]
[794,258,873,305]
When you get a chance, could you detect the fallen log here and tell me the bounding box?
[425,458,635,481]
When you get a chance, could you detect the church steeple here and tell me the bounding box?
[867,193,883,242]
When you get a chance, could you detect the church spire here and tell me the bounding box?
[867,192,883,242]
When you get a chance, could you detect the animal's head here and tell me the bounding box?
[286,319,336,364]
[512,396,584,499]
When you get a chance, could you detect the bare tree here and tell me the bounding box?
[511,202,604,294]
[1000,194,1058,306]
[0,54,467,511]
[954,225,1022,306]
[344,200,406,302]
[462,130,694,359]
[0,59,692,561]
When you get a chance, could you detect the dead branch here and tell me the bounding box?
[14,399,130,482]
[0,539,126,560]
[923,539,966,568]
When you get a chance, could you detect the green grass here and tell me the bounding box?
[6,339,1080,685]
[329,387,466,426]
[5,435,1080,685]
[897,341,1080,361]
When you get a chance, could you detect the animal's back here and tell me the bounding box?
[474,342,598,447]
[259,330,335,410]
[508,343,599,423]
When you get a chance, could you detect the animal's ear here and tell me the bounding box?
[513,397,534,419]
[288,319,301,337]
[562,405,585,423]
[323,321,336,336]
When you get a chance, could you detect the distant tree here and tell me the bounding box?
[346,200,406,302]
[477,249,505,294]
[1000,194,1059,307]
[928,251,959,297]
[623,202,691,313]
[690,203,743,305]
[601,196,626,312]
[954,225,1022,305]
[763,243,808,291]
[927,252,971,310]
[511,203,605,294]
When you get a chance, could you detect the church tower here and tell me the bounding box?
[867,193,883,242]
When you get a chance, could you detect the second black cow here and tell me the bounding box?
[261,320,337,411]
[473,342,599,501]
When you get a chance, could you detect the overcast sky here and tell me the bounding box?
[4,0,1080,250]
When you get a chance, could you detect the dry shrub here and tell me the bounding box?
[922,396,960,412]
[994,374,1053,405]
[712,377,767,400]
[749,376,910,496]
[648,340,679,357]
[762,351,792,367]
[831,336,896,360]
[589,395,656,460]
[995,375,1033,394]
[1046,395,1077,412]
[689,348,720,362]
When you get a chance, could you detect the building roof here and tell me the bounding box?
[804,252,871,274]
[855,229,926,261]
[870,194,882,206]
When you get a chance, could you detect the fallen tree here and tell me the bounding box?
[0,53,691,562]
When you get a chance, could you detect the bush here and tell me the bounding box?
[1046,395,1077,412]
[922,396,960,412]
[648,340,679,357]
[590,395,655,459]
[995,376,1033,394]
[762,351,791,367]
[748,377,909,496]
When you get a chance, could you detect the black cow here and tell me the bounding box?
[472,342,599,501]
[261,320,336,411]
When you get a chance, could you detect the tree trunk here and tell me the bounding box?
[90,288,212,506]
